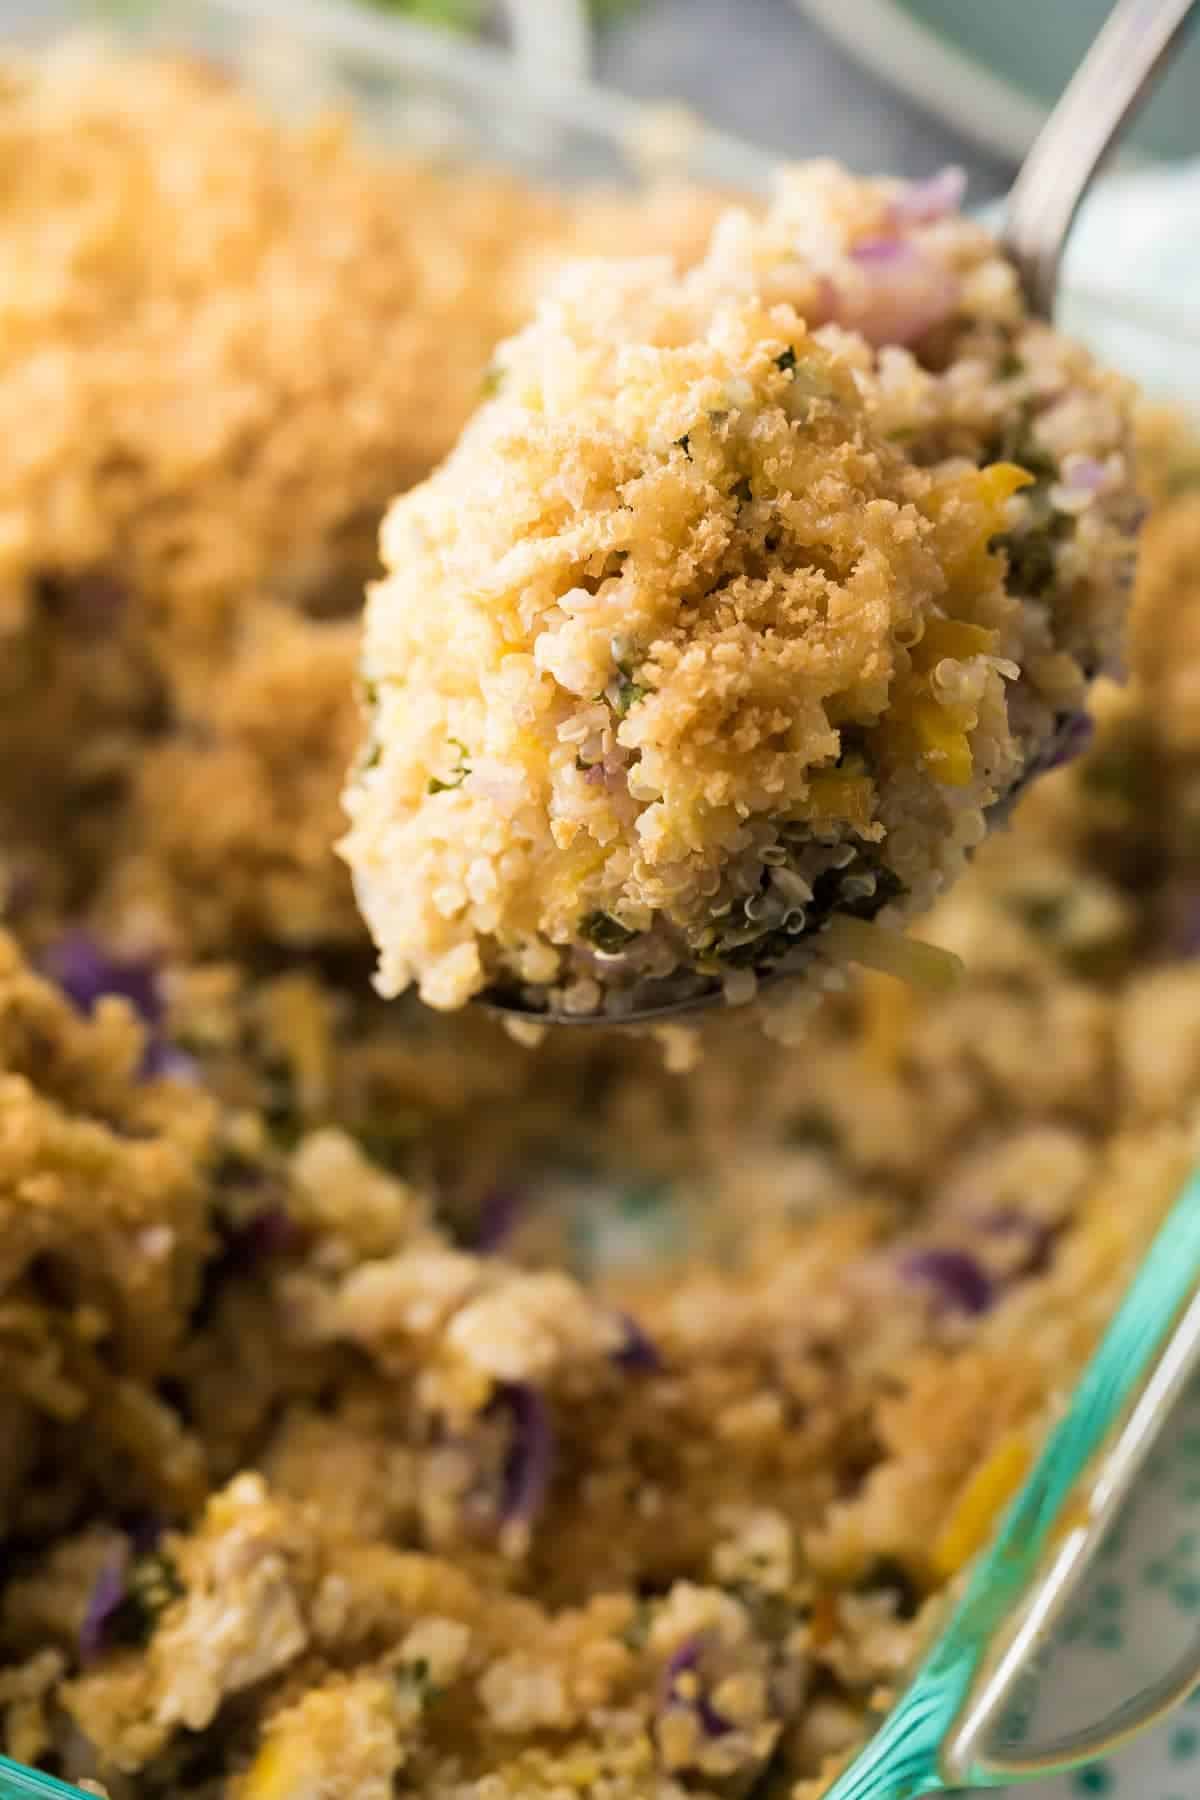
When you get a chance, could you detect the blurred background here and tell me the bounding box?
[597,0,1013,195]
[15,0,1200,204]
[346,0,1198,403]
[360,0,1199,198]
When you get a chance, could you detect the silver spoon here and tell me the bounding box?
[481,0,1198,1030]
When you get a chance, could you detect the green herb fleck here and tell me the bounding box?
[108,1552,183,1648]
[429,737,471,794]
[355,1110,427,1171]
[731,1586,795,1642]
[1081,741,1145,805]
[621,1601,653,1652]
[620,1179,669,1218]
[480,364,505,399]
[824,861,905,924]
[1011,892,1067,938]
[996,528,1057,600]
[615,678,645,714]
[395,1655,444,1704]
[262,1061,300,1150]
[1166,461,1200,497]
[998,351,1025,379]
[1063,938,1128,983]
[710,855,905,972]
[774,347,797,374]
[581,910,638,953]
[784,1110,840,1151]
[988,404,1056,480]
[213,1149,266,1188]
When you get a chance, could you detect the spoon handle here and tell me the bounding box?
[1004,0,1198,320]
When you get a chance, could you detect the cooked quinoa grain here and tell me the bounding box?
[342,164,1140,1018]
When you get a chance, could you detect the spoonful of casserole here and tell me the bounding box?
[340,0,1190,1029]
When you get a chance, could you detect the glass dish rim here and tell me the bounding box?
[1,5,1199,1796]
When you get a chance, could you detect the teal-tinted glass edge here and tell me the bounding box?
[0,1763,92,1799]
[824,1166,1200,1800]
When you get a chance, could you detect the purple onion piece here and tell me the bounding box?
[475,1185,523,1256]
[1042,710,1095,773]
[612,1310,661,1372]
[222,1207,303,1271]
[901,1247,994,1316]
[850,236,916,267]
[79,1544,130,1664]
[140,1041,200,1084]
[661,1638,733,1738]
[664,1639,701,1682]
[696,1694,734,1738]
[42,932,162,1027]
[888,166,967,225]
[1060,455,1108,496]
[40,930,196,1083]
[840,239,960,346]
[495,1383,555,1527]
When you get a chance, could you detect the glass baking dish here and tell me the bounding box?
[1,4,1199,1797]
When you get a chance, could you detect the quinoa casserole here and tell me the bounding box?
[3,39,1200,1800]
